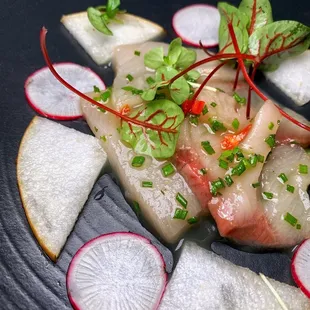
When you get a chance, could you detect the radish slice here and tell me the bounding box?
[291,239,310,298]
[172,4,220,47]
[25,63,105,120]
[67,232,167,310]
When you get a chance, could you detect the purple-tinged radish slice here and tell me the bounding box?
[172,4,220,47]
[25,63,105,120]
[291,239,310,298]
[67,232,167,310]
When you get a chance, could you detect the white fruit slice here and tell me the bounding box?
[172,4,220,47]
[25,63,105,120]
[66,232,167,310]
[61,12,165,65]
[265,51,310,106]
[291,239,310,298]
[17,116,107,261]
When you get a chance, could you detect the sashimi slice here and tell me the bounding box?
[25,63,105,120]
[17,116,107,260]
[172,4,220,47]
[159,242,310,310]
[61,12,165,65]
[81,99,202,243]
[265,51,310,106]
[67,232,167,310]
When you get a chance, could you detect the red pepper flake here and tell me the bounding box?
[221,124,252,150]
[121,104,131,115]
[181,100,205,115]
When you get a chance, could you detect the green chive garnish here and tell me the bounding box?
[268,122,274,130]
[202,105,208,115]
[231,160,246,176]
[142,181,153,188]
[210,178,225,196]
[201,141,215,155]
[286,184,295,193]
[126,74,134,81]
[224,175,234,187]
[187,217,199,224]
[162,163,175,177]
[299,164,308,174]
[199,168,207,175]
[94,126,98,132]
[210,118,226,132]
[277,173,288,184]
[257,154,265,163]
[284,212,298,227]
[100,135,107,142]
[263,192,274,199]
[134,50,141,56]
[132,201,141,215]
[265,134,276,148]
[122,86,143,95]
[100,88,111,102]
[93,85,100,93]
[220,150,234,162]
[132,156,145,167]
[173,208,188,220]
[252,182,261,188]
[232,118,240,130]
[233,92,246,105]
[97,107,106,113]
[189,115,199,126]
[210,102,217,108]
[249,154,258,167]
[296,224,302,230]
[219,159,229,170]
[176,192,188,208]
[146,76,155,85]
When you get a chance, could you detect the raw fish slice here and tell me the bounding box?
[81,99,202,243]
[159,242,310,310]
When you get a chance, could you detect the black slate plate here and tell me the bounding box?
[1,0,310,309]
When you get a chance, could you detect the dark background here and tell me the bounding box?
[1,0,309,309]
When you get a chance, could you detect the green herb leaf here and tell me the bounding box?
[166,38,183,66]
[141,87,158,101]
[120,99,184,159]
[169,76,190,105]
[175,47,197,70]
[144,47,164,69]
[106,0,120,18]
[218,2,249,54]
[173,208,188,220]
[122,86,143,95]
[186,70,200,81]
[87,7,113,36]
[284,212,298,227]
[239,0,273,35]
[249,21,310,71]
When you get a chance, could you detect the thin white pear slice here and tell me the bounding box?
[17,116,107,261]
[61,12,165,65]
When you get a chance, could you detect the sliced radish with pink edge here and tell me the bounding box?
[291,239,310,298]
[24,63,105,120]
[172,4,220,48]
[66,232,167,310]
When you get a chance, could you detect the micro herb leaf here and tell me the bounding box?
[248,21,310,71]
[144,47,164,69]
[175,47,197,70]
[120,99,184,158]
[218,2,249,54]
[106,0,120,18]
[167,38,183,66]
[87,7,113,36]
[169,76,190,105]
[239,0,273,35]
[186,70,201,81]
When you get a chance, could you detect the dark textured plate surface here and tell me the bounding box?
[1,0,310,309]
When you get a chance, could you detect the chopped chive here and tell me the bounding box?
[252,182,261,188]
[265,134,276,148]
[249,154,258,167]
[202,105,208,115]
[231,160,246,176]
[232,118,240,130]
[216,87,225,93]
[173,208,188,220]
[235,149,244,160]
[134,50,141,56]
[299,164,308,174]
[100,135,107,142]
[100,88,111,102]
[189,115,199,126]
[296,223,302,230]
[93,85,100,93]
[176,192,188,208]
[126,74,134,81]
[142,181,153,188]
[162,163,175,177]
[277,173,288,184]
[257,154,265,163]
[132,201,141,215]
[268,122,274,130]
[219,159,229,170]
[187,217,199,224]
[131,156,145,167]
[263,192,274,200]
[220,150,234,162]
[122,86,143,95]
[233,92,246,105]
[97,107,106,113]
[284,212,298,227]
[94,126,98,132]
[210,178,225,196]
[224,175,234,187]
[201,141,215,155]
[286,184,295,193]
[210,102,217,108]
[146,76,155,85]
[199,168,207,175]
[209,118,226,132]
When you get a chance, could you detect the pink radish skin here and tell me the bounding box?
[172,4,220,48]
[66,232,167,310]
[24,63,105,120]
[291,239,310,298]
